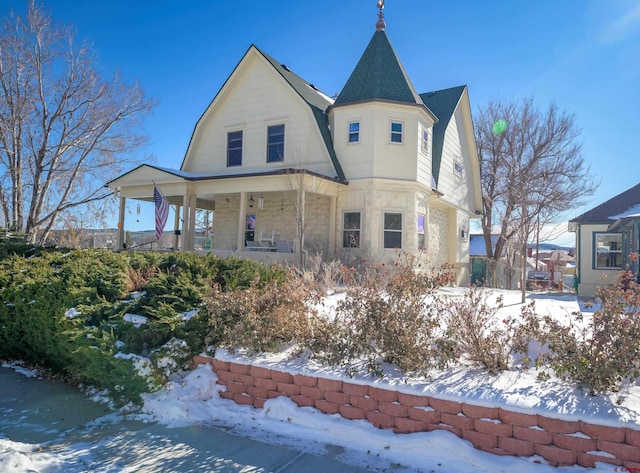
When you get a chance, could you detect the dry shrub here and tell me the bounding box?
[205,268,315,353]
[308,253,457,377]
[441,287,519,373]
[126,265,158,293]
[526,256,640,394]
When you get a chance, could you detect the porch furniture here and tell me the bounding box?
[246,241,275,251]
[259,230,276,246]
[276,240,295,253]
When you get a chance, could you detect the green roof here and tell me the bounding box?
[334,31,423,107]
[420,85,466,187]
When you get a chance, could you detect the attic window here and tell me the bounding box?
[267,124,285,163]
[454,161,463,177]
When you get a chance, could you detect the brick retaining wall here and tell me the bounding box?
[193,355,640,468]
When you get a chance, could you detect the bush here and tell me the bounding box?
[525,256,640,394]
[308,253,457,377]
[441,287,524,373]
[205,267,314,353]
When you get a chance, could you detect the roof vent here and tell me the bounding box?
[280,64,290,72]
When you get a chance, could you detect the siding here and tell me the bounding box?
[184,53,335,177]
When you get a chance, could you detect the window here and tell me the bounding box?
[227,130,243,167]
[421,129,429,153]
[384,212,402,249]
[342,212,361,248]
[594,233,622,269]
[267,124,285,162]
[454,161,463,177]
[417,215,425,250]
[348,121,360,143]
[390,121,403,143]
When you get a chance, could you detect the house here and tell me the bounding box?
[569,182,640,297]
[106,6,483,285]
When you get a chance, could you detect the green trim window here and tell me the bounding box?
[348,122,360,143]
[390,121,403,143]
[384,212,402,249]
[594,232,622,269]
[417,215,425,250]
[227,130,243,167]
[267,124,285,162]
[343,211,361,248]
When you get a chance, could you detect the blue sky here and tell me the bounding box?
[4,0,640,246]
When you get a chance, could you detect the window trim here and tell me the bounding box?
[342,211,362,249]
[226,130,243,167]
[348,121,360,144]
[266,124,285,163]
[390,121,403,144]
[421,128,429,154]
[454,161,463,177]
[383,211,403,249]
[417,214,426,250]
[593,232,622,270]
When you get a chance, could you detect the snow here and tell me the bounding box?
[64,308,81,318]
[123,313,148,326]
[137,289,639,472]
[3,289,639,472]
[609,203,640,219]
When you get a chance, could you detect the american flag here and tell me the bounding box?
[153,186,169,240]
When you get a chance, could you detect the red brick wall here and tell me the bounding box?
[192,355,640,469]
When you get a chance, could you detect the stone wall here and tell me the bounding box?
[193,356,640,469]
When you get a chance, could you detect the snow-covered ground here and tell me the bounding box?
[138,289,638,472]
[2,289,638,472]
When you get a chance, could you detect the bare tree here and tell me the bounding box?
[0,1,153,244]
[475,98,596,291]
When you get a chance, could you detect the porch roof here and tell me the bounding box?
[106,164,349,189]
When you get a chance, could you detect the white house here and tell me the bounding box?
[569,182,640,297]
[107,7,483,285]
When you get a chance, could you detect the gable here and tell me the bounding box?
[181,47,343,180]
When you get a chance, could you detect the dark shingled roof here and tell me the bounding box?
[333,30,423,107]
[254,46,346,182]
[570,182,640,224]
[420,85,466,187]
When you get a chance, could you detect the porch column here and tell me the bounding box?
[297,188,306,255]
[173,205,181,250]
[188,194,197,251]
[237,192,247,251]
[116,196,126,251]
[181,194,190,252]
[329,195,336,256]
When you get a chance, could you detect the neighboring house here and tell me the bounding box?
[106,9,483,285]
[569,182,640,297]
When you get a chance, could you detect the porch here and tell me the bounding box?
[108,166,344,266]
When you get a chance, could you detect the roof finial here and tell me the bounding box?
[376,0,386,31]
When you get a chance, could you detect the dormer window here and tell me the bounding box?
[348,122,360,143]
[390,121,403,143]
